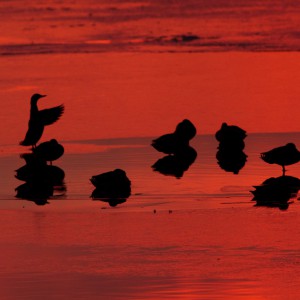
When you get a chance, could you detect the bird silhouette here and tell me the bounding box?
[215,122,247,144]
[33,139,64,164]
[151,119,196,154]
[261,143,300,175]
[90,169,131,192]
[90,169,131,203]
[215,123,247,174]
[20,94,64,148]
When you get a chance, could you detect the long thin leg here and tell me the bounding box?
[282,165,286,176]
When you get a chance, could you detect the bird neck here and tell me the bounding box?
[30,100,39,115]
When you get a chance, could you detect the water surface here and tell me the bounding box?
[1,133,300,298]
[2,1,300,298]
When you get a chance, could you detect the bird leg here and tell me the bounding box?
[282,165,286,176]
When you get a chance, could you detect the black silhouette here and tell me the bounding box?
[215,123,247,174]
[20,94,64,148]
[15,147,66,205]
[16,153,65,184]
[15,182,53,205]
[32,139,64,164]
[261,143,300,175]
[251,176,300,210]
[151,120,197,178]
[215,122,247,144]
[15,153,65,183]
[216,148,247,174]
[151,119,196,154]
[90,169,131,207]
[152,145,197,178]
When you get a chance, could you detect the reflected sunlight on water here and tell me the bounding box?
[2,133,300,207]
[2,1,300,298]
[1,206,300,299]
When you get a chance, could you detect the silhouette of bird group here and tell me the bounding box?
[15,93,300,209]
[16,94,65,205]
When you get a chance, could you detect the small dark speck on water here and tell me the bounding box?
[153,209,156,214]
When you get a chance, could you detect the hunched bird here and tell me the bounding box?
[20,94,64,148]
[215,122,247,143]
[151,119,197,154]
[33,139,64,165]
[260,143,300,175]
[90,169,131,200]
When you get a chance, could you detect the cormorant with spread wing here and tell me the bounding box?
[20,94,64,148]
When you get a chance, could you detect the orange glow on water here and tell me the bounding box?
[2,1,300,299]
[1,52,300,145]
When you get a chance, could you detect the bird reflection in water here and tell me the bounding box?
[215,123,247,174]
[152,145,197,178]
[251,176,300,210]
[15,146,66,205]
[216,147,247,174]
[151,119,197,178]
[90,169,131,207]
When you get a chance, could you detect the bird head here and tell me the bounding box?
[31,93,46,104]
[286,143,296,149]
[175,119,197,140]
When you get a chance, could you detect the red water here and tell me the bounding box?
[2,1,300,299]
[1,52,300,145]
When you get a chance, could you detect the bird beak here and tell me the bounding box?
[40,95,47,98]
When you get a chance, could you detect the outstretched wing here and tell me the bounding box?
[39,105,64,126]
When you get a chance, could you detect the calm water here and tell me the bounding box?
[2,133,300,299]
[2,132,300,206]
[2,0,300,298]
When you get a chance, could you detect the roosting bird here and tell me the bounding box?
[151,119,196,154]
[33,139,64,164]
[261,143,300,175]
[215,122,247,142]
[90,169,131,204]
[20,94,64,148]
